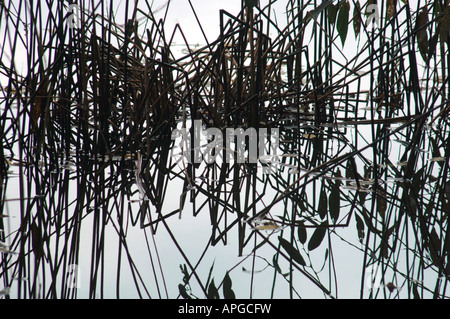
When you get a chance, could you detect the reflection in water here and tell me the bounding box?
[0,0,449,299]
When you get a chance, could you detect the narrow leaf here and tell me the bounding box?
[334,168,343,187]
[427,31,439,63]
[297,221,307,244]
[205,261,215,290]
[278,236,306,266]
[223,272,236,299]
[273,254,282,273]
[438,6,450,45]
[31,221,44,260]
[207,279,220,299]
[308,222,328,251]
[415,7,429,61]
[380,224,396,259]
[377,189,387,218]
[429,227,441,257]
[359,188,367,205]
[346,158,356,182]
[337,1,350,45]
[318,249,329,272]
[31,80,48,129]
[318,188,328,219]
[386,0,396,20]
[353,1,361,38]
[329,182,341,222]
[328,3,338,25]
[355,213,365,244]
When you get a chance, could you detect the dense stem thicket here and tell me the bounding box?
[0,0,449,299]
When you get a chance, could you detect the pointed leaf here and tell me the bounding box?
[337,1,350,45]
[334,168,343,186]
[328,3,338,25]
[297,221,307,244]
[207,279,220,299]
[346,158,357,182]
[205,261,215,290]
[308,222,328,251]
[31,221,44,260]
[429,227,441,259]
[273,254,282,273]
[426,31,439,64]
[353,1,362,38]
[297,191,307,211]
[278,236,306,266]
[318,188,328,219]
[438,6,450,45]
[355,213,365,244]
[222,272,236,299]
[415,7,429,61]
[386,0,396,20]
[377,189,387,218]
[380,224,396,259]
[329,182,341,222]
[318,248,329,272]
